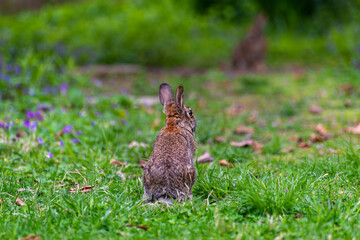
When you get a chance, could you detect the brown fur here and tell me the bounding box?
[142,83,196,202]
[231,14,267,71]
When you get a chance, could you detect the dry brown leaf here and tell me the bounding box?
[344,100,352,108]
[214,136,227,143]
[110,159,126,167]
[69,185,96,193]
[152,118,161,129]
[247,116,257,124]
[235,126,255,134]
[226,105,244,116]
[230,140,253,147]
[252,141,263,154]
[219,160,235,167]
[314,124,328,136]
[294,213,303,219]
[55,130,64,139]
[16,131,26,139]
[309,134,328,143]
[280,146,295,153]
[345,123,360,134]
[139,159,147,168]
[309,106,323,114]
[53,184,66,188]
[298,142,311,149]
[126,225,150,231]
[338,83,354,95]
[197,151,214,163]
[15,196,26,206]
[288,136,303,143]
[22,234,41,240]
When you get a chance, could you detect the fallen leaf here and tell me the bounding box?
[345,123,360,134]
[344,100,352,108]
[288,136,303,143]
[53,184,66,188]
[22,234,41,240]
[139,159,147,168]
[197,151,214,163]
[235,126,254,134]
[294,213,303,219]
[110,159,126,167]
[230,140,253,147]
[219,160,235,167]
[309,106,323,114]
[252,141,263,154]
[69,185,96,193]
[15,196,26,206]
[247,116,257,124]
[338,83,354,95]
[314,124,327,136]
[152,118,162,129]
[280,146,295,153]
[298,142,311,149]
[55,130,64,139]
[128,141,149,148]
[16,131,26,139]
[214,136,227,143]
[309,134,329,143]
[126,225,150,231]
[116,171,125,179]
[226,104,244,116]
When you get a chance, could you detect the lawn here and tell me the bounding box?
[1,53,360,239]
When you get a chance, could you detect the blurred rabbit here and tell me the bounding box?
[142,83,196,203]
[232,14,267,72]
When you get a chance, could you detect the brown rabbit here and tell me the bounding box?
[142,83,196,203]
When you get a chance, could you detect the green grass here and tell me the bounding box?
[1,52,360,239]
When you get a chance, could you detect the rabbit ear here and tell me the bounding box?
[159,83,173,106]
[175,85,184,110]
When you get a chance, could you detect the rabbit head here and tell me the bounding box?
[159,83,196,134]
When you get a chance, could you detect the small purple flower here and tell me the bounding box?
[286,189,289,193]
[26,110,43,121]
[76,131,82,135]
[0,121,7,129]
[63,125,73,133]
[37,104,53,112]
[46,152,54,159]
[91,121,96,126]
[59,83,68,95]
[95,111,100,117]
[6,64,12,72]
[121,120,128,125]
[58,141,64,146]
[0,92,2,99]
[36,138,44,145]
[137,130,142,135]
[24,120,37,131]
[72,138,79,144]
[0,73,10,83]
[14,65,21,74]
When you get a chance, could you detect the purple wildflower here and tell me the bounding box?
[14,65,21,74]
[91,121,96,126]
[26,110,43,121]
[63,125,73,133]
[24,120,37,131]
[58,141,64,146]
[6,64,12,72]
[76,131,82,135]
[72,138,79,144]
[0,73,10,83]
[59,83,68,95]
[46,152,54,159]
[121,120,128,125]
[286,189,289,193]
[37,104,53,112]
[36,138,44,145]
[0,92,2,99]
[0,121,7,129]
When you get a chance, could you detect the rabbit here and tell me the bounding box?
[142,83,197,203]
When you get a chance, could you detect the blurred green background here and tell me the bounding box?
[0,0,359,68]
